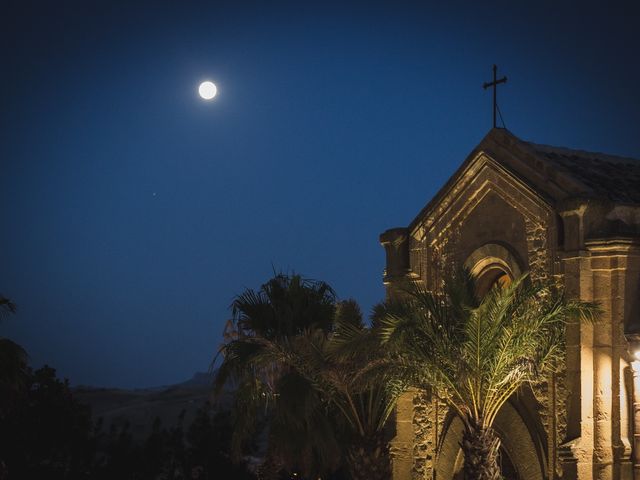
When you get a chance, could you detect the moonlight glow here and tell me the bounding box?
[198,81,217,100]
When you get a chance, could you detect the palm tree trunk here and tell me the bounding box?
[346,436,390,480]
[460,419,501,480]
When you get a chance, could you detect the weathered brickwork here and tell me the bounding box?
[525,218,550,282]
[524,215,571,478]
[409,236,425,280]
[412,391,433,480]
[410,391,448,480]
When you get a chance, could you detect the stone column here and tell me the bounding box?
[560,249,596,480]
[380,228,410,291]
[630,362,640,480]
[591,262,614,480]
[586,239,640,480]
[390,391,416,480]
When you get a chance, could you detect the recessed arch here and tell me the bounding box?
[464,243,524,279]
[464,243,525,296]
[435,400,545,480]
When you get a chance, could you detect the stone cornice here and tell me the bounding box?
[585,237,640,255]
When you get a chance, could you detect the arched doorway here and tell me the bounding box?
[435,398,546,480]
[432,244,545,480]
[474,265,512,296]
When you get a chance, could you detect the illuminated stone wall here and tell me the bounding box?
[381,129,640,480]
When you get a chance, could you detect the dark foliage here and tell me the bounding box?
[90,403,256,480]
[0,365,255,480]
[215,274,398,480]
[0,366,96,480]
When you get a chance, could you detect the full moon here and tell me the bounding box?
[198,81,217,100]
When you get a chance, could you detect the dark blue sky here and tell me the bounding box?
[2,1,639,388]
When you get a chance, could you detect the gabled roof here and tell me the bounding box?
[408,129,640,232]
[523,141,640,204]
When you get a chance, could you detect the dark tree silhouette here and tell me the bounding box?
[215,274,400,480]
[0,366,94,480]
[0,296,28,420]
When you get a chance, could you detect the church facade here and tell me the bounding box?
[380,129,640,480]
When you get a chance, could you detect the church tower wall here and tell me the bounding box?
[380,130,640,480]
[382,152,561,480]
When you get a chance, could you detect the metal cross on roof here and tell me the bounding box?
[483,64,507,129]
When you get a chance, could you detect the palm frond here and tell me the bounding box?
[374,272,599,430]
[0,295,17,323]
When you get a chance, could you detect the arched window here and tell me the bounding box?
[474,262,513,297]
[464,243,523,297]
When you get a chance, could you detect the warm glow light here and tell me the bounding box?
[198,81,217,100]
[633,350,640,362]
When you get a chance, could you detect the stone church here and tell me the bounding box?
[380,128,640,480]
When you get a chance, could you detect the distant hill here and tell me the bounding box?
[73,371,231,440]
[175,371,217,388]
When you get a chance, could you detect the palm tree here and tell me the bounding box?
[376,272,597,480]
[214,275,401,480]
[293,300,401,480]
[213,274,341,478]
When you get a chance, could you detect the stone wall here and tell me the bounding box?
[385,152,561,480]
[382,143,640,480]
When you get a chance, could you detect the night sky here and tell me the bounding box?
[2,1,639,388]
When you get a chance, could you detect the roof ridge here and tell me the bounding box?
[405,129,640,233]
[521,140,640,164]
